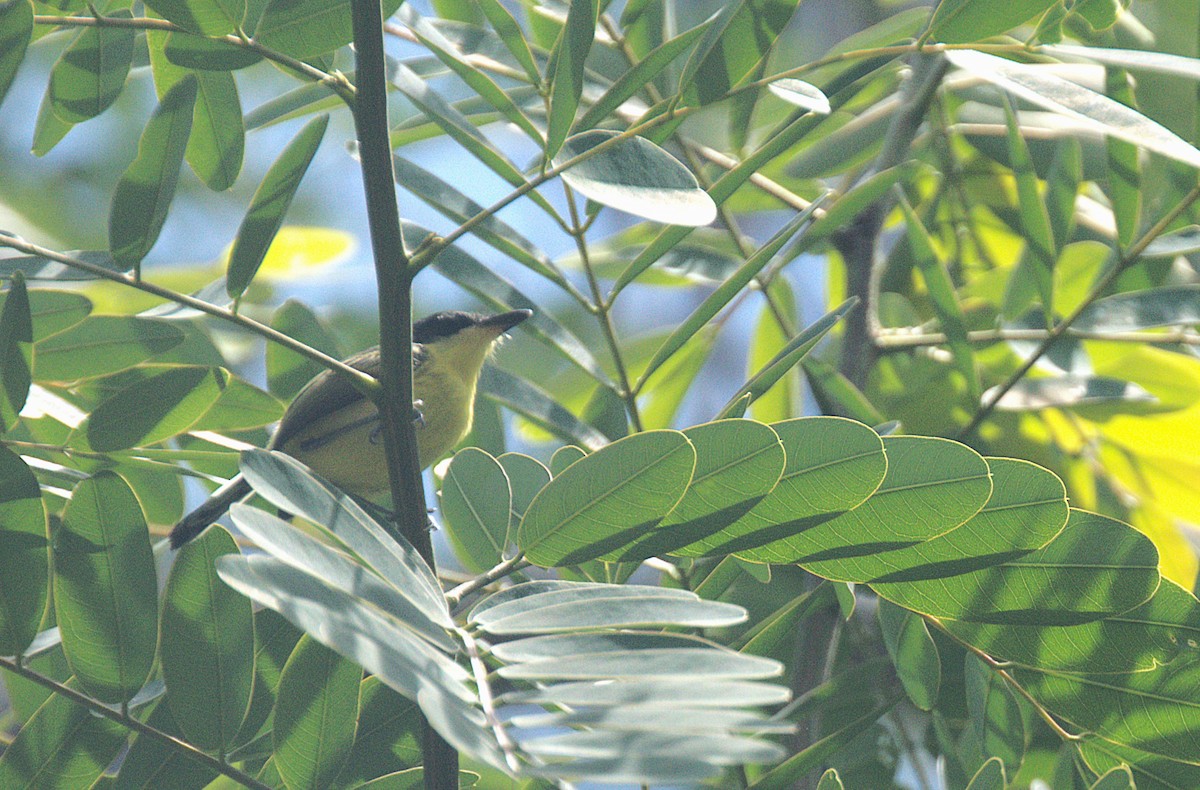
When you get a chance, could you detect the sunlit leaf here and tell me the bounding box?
[926,0,1057,43]
[254,0,403,59]
[440,448,511,574]
[0,0,32,109]
[768,78,831,114]
[47,10,136,123]
[144,0,245,36]
[0,446,47,657]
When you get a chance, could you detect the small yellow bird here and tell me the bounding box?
[169,309,532,548]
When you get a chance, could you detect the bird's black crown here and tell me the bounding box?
[412,311,485,344]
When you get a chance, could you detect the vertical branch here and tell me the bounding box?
[833,53,949,388]
[348,1,458,786]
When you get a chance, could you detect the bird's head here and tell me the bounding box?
[413,309,532,382]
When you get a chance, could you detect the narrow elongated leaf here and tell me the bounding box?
[879,600,940,711]
[254,0,403,59]
[476,0,539,83]
[807,458,1068,583]
[0,679,127,788]
[492,631,724,663]
[109,76,198,270]
[716,297,854,419]
[144,0,245,36]
[187,71,244,191]
[517,430,695,566]
[617,419,785,559]
[226,114,328,299]
[440,448,511,573]
[266,299,340,397]
[274,636,361,790]
[227,503,455,651]
[0,288,90,341]
[509,706,791,734]
[678,0,801,105]
[1078,739,1200,790]
[746,280,797,423]
[1044,46,1200,81]
[48,10,136,123]
[966,655,1027,772]
[189,374,283,432]
[500,646,778,680]
[0,0,32,108]
[926,0,1057,43]
[0,446,47,657]
[545,0,596,157]
[471,580,710,623]
[33,316,184,381]
[874,509,1159,625]
[800,164,915,246]
[85,366,229,452]
[233,609,302,748]
[114,702,219,789]
[986,375,1154,410]
[576,17,713,131]
[946,51,1200,170]
[54,472,157,703]
[503,678,791,708]
[478,592,747,635]
[1105,68,1140,247]
[0,272,31,428]
[768,78,832,114]
[479,366,608,451]
[1143,225,1200,257]
[523,729,784,768]
[555,131,717,226]
[164,32,264,71]
[161,525,254,754]
[683,417,885,558]
[0,246,124,281]
[238,449,450,629]
[1075,286,1200,331]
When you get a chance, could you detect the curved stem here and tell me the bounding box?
[876,326,1200,350]
[0,235,378,396]
[0,656,272,790]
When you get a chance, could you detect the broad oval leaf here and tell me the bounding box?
[926,0,1057,43]
[85,366,229,452]
[5,289,91,342]
[161,525,254,754]
[544,0,596,157]
[47,9,136,123]
[144,0,245,36]
[109,76,198,270]
[164,32,264,71]
[54,471,157,703]
[273,636,361,790]
[680,417,886,559]
[496,452,551,526]
[878,600,940,711]
[0,446,47,657]
[254,0,404,59]
[677,0,802,106]
[554,131,717,226]
[491,630,726,663]
[0,0,32,109]
[440,448,511,574]
[517,430,696,566]
[1075,286,1200,332]
[188,70,245,192]
[227,114,329,300]
[32,316,185,381]
[616,419,785,560]
[767,78,831,114]
[874,509,1160,625]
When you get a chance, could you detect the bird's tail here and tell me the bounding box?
[169,474,253,549]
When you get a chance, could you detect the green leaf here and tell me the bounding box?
[475,0,539,84]
[233,609,302,749]
[226,114,329,300]
[226,504,456,651]
[682,417,885,559]
[544,0,595,157]
[479,367,608,451]
[188,374,283,432]
[0,289,90,341]
[164,31,264,70]
[616,419,785,560]
[266,299,340,398]
[84,366,230,452]
[746,281,797,423]
[0,272,32,429]
[926,0,1057,43]
[966,656,1027,773]
[0,678,127,788]
[1042,45,1200,82]
[509,706,791,734]
[1075,285,1200,331]
[965,757,1006,790]
[499,646,778,681]
[31,85,73,157]
[47,10,136,123]
[734,584,838,657]
[716,297,855,419]
[440,448,511,574]
[144,0,245,36]
[0,247,123,281]
[946,50,1200,170]
[186,71,244,191]
[801,164,916,247]
[470,581,746,634]
[335,677,421,785]
[517,430,696,566]
[816,769,845,790]
[161,525,254,754]
[808,457,1068,584]
[114,703,219,789]
[768,78,832,114]
[0,0,32,109]
[678,0,801,105]
[554,130,717,226]
[504,677,790,708]
[986,375,1155,410]
[274,636,361,790]
[54,472,157,703]
[1078,739,1200,790]
[879,599,940,711]
[550,445,587,475]
[109,76,198,270]
[576,17,713,131]
[1090,765,1135,790]
[237,449,452,629]
[900,198,979,399]
[1105,69,1140,248]
[0,446,47,657]
[874,509,1159,625]
[254,0,403,59]
[492,630,726,663]
[496,452,550,525]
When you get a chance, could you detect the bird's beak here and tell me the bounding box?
[481,309,533,334]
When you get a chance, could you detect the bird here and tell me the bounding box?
[168,308,532,548]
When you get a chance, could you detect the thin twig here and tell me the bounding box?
[875,326,1200,349]
[0,235,378,396]
[458,628,522,773]
[445,554,531,610]
[0,656,272,790]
